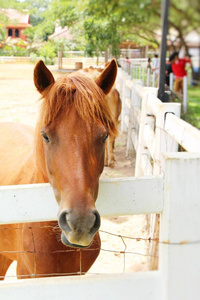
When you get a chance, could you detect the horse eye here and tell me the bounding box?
[41,131,50,143]
[102,133,109,143]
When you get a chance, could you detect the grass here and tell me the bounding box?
[184,85,200,129]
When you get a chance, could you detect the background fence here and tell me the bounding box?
[119,57,191,114]
[0,55,105,68]
[116,68,200,173]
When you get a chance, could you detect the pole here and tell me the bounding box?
[158,0,170,102]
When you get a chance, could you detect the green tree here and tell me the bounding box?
[46,0,161,58]
[37,41,56,64]
[81,0,122,59]
[120,0,200,52]
[1,0,199,74]
[21,0,55,42]
[47,0,124,59]
[0,14,8,44]
[22,0,51,26]
[169,0,200,52]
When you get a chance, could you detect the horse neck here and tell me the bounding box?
[34,121,49,183]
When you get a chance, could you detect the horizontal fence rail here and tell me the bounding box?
[164,113,200,152]
[0,271,162,300]
[0,177,164,224]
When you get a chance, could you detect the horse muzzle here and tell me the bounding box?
[58,209,101,248]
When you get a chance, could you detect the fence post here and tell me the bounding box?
[142,67,145,86]
[125,81,143,157]
[130,61,133,77]
[145,97,181,270]
[152,102,181,175]
[152,72,156,87]
[147,68,151,87]
[120,74,131,133]
[139,67,141,80]
[126,80,143,156]
[134,88,156,176]
[160,153,200,300]
[116,68,124,96]
[183,76,188,114]
[137,67,139,79]
[58,51,63,69]
[169,73,173,90]
[126,81,134,156]
[134,90,146,176]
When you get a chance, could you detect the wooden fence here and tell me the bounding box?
[1,68,200,299]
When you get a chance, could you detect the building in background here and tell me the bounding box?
[49,25,72,42]
[0,8,31,41]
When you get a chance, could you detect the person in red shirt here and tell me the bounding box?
[171,52,191,94]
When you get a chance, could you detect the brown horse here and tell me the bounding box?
[79,65,122,167]
[0,59,117,279]
[104,88,121,167]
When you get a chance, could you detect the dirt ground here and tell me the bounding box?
[0,63,149,279]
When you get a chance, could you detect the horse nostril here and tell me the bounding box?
[58,209,101,235]
[90,210,101,235]
[58,211,72,232]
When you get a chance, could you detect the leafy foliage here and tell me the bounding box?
[37,41,56,64]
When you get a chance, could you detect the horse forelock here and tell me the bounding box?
[40,74,118,136]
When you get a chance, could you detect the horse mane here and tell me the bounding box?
[39,73,118,136]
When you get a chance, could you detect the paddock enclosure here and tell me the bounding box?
[0,63,200,299]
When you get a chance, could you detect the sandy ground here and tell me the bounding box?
[0,63,149,280]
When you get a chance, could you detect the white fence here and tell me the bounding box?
[116,68,200,275]
[1,155,200,299]
[119,58,189,113]
[1,68,200,299]
[116,68,200,176]
[0,55,105,68]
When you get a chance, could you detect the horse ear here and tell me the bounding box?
[95,59,117,95]
[34,60,55,94]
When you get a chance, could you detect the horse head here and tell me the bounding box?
[33,60,117,248]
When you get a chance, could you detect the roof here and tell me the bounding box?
[49,26,72,40]
[0,8,31,27]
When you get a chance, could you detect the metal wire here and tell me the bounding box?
[1,225,200,279]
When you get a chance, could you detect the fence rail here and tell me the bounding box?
[0,177,164,224]
[1,270,162,300]
[0,55,105,68]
